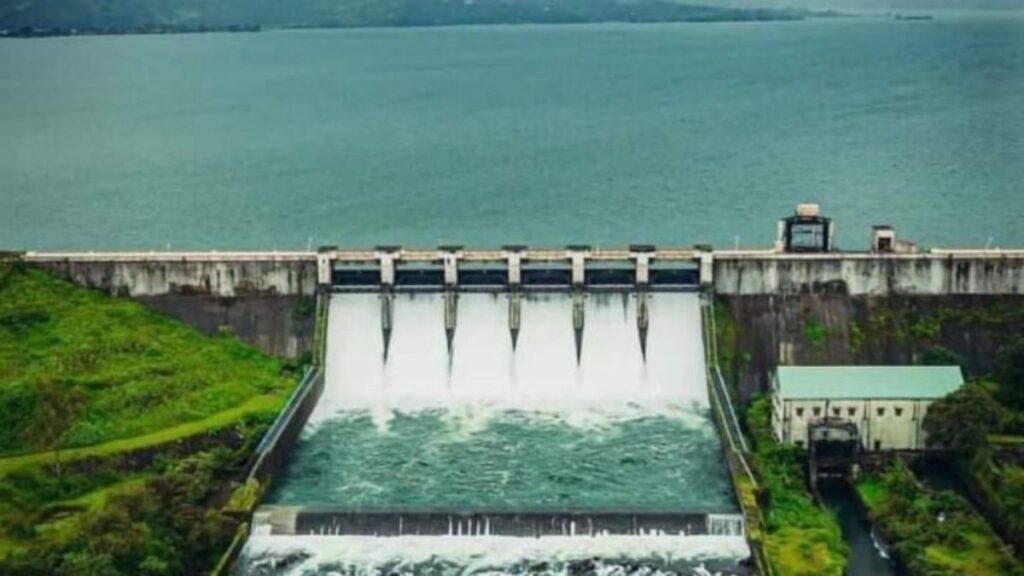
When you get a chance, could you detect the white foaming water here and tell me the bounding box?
[242,534,750,576]
[310,291,708,428]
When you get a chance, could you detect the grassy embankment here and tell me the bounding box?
[0,263,298,574]
[745,396,847,576]
[713,301,846,575]
[856,459,1022,575]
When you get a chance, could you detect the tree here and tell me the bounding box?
[24,380,86,480]
[998,341,1024,410]
[921,345,963,368]
[924,384,1003,454]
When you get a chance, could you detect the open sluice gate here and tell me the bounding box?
[242,280,749,574]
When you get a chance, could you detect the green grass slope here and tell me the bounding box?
[746,397,847,576]
[0,264,294,458]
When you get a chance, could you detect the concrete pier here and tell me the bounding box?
[441,246,461,287]
[504,246,525,287]
[637,290,650,359]
[380,291,394,361]
[376,247,399,287]
[444,289,458,356]
[632,245,655,286]
[572,291,585,363]
[508,290,522,349]
[568,246,590,287]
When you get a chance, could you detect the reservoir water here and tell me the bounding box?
[2,14,1023,250]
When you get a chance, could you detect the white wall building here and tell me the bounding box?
[771,366,963,452]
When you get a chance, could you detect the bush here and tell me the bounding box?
[858,460,1023,576]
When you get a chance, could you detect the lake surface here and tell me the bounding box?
[1,14,1022,250]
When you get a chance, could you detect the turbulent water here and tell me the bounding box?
[247,292,745,574]
[268,292,733,510]
[2,14,1023,250]
[241,534,752,576]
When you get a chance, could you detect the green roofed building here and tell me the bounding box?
[771,366,963,452]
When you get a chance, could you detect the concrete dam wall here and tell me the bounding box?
[713,251,1024,296]
[21,252,317,358]
[716,293,1024,399]
[13,248,1024,364]
[24,252,317,297]
[21,248,1024,298]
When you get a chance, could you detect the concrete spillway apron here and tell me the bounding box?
[252,506,743,538]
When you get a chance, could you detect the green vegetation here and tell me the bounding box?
[918,341,1024,558]
[998,341,1024,410]
[856,460,1022,576]
[0,264,299,573]
[713,299,744,395]
[968,448,1024,555]
[924,383,1004,455]
[746,397,847,576]
[0,265,293,456]
[859,297,1024,374]
[803,312,827,354]
[1,450,255,575]
[848,321,864,355]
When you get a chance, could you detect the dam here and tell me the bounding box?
[226,248,750,574]
[9,219,1024,575]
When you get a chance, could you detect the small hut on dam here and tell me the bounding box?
[770,366,964,452]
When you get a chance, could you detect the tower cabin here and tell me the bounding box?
[771,366,964,452]
[776,203,834,253]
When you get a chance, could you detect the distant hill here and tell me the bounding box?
[0,0,823,34]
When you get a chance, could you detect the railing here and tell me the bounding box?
[700,295,755,482]
[707,301,750,454]
[312,292,329,367]
[247,365,320,482]
[700,293,776,576]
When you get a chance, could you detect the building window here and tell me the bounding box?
[874,440,882,451]
[813,407,821,417]
[796,408,804,417]
[847,407,856,417]
[795,440,804,449]
[832,407,841,417]
[877,407,885,417]
[895,407,904,417]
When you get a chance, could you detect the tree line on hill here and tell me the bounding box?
[0,0,834,36]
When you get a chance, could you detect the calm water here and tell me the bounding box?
[1,15,1023,250]
[819,480,896,576]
